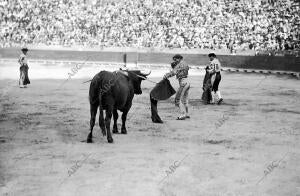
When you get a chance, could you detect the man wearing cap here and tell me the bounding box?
[18,47,30,88]
[163,54,190,120]
[208,53,223,104]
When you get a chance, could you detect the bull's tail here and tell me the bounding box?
[89,76,100,106]
[89,73,106,136]
[87,78,100,143]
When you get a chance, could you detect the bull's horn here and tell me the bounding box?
[141,70,151,76]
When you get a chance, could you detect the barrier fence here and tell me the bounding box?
[0,47,299,78]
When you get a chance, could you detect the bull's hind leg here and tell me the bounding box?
[121,110,129,134]
[112,109,119,134]
[105,108,114,143]
[87,103,98,143]
[99,108,106,136]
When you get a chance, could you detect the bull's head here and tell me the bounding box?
[127,70,151,94]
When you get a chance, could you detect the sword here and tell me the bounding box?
[82,73,158,84]
[83,77,157,84]
[82,79,92,84]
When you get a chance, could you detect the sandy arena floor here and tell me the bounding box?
[0,70,299,196]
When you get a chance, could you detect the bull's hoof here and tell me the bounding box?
[121,129,127,134]
[112,127,119,134]
[100,127,106,136]
[107,138,114,143]
[87,137,93,143]
[87,133,93,143]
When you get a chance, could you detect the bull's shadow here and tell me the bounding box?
[87,70,150,143]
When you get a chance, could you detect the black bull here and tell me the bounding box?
[87,70,150,143]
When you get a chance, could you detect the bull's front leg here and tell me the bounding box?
[121,110,129,134]
[105,109,113,143]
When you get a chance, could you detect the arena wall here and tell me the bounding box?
[0,47,299,72]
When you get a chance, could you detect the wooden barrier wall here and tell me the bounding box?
[1,47,299,72]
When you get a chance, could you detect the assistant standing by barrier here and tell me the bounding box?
[208,53,223,105]
[18,47,30,88]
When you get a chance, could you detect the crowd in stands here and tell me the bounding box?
[1,0,299,53]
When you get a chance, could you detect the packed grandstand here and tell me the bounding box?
[1,0,299,54]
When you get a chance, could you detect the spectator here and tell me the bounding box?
[0,0,299,54]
